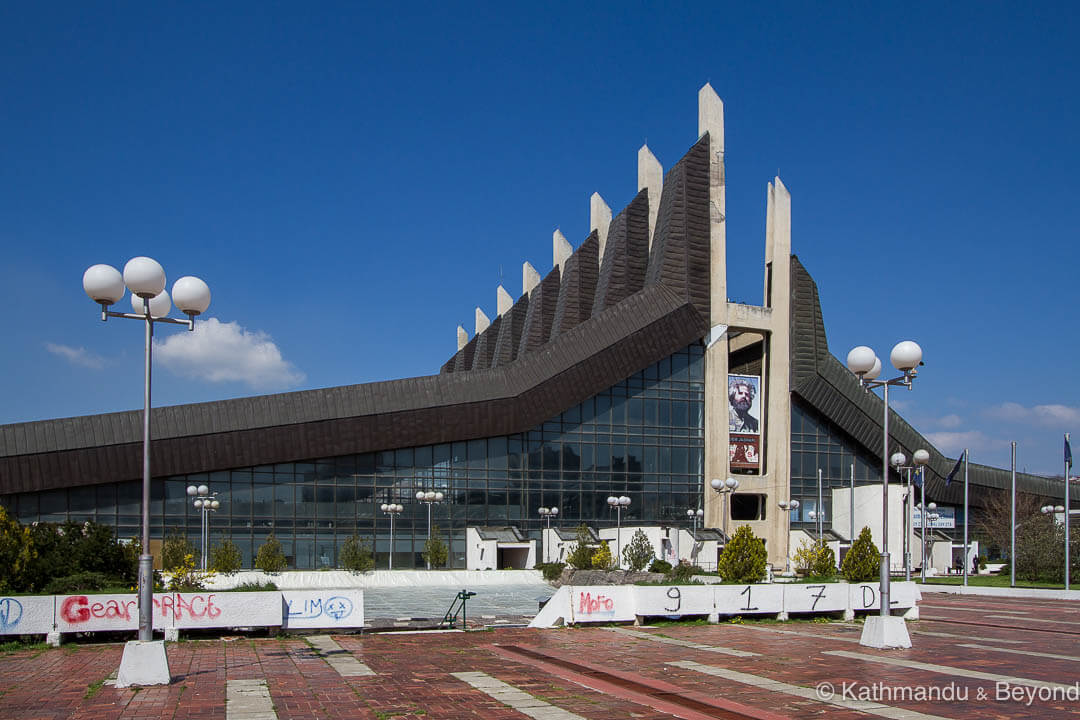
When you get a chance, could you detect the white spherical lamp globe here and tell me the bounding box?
[172,276,211,316]
[380,504,388,512]
[394,504,403,512]
[193,499,203,509]
[83,264,125,305]
[434,491,444,502]
[864,356,882,381]
[891,452,907,468]
[913,449,930,466]
[550,508,558,516]
[686,509,695,517]
[846,346,876,375]
[415,491,425,500]
[123,257,166,298]
[710,478,723,491]
[198,484,209,495]
[725,477,739,490]
[210,500,220,510]
[618,496,630,506]
[186,485,198,496]
[607,496,617,505]
[131,290,171,317]
[890,341,923,372]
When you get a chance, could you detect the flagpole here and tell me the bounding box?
[1010,442,1016,589]
[963,448,969,588]
[1066,433,1071,591]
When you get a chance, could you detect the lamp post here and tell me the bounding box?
[380,503,404,569]
[186,484,220,570]
[891,449,929,581]
[83,259,210,653]
[415,490,444,569]
[778,499,800,575]
[847,340,923,648]
[710,477,739,539]
[538,507,559,563]
[686,508,704,533]
[920,502,938,581]
[606,495,630,567]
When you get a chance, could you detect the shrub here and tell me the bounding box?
[648,559,673,574]
[166,553,212,592]
[717,525,767,583]
[623,530,655,572]
[44,571,111,594]
[841,527,880,582]
[339,535,375,573]
[161,532,197,572]
[0,507,32,593]
[535,562,566,582]
[210,539,244,574]
[421,525,448,569]
[255,534,288,573]
[234,580,278,591]
[591,543,615,570]
[566,524,595,570]
[665,560,705,583]
[793,539,836,578]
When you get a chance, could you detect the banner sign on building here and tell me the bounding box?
[728,374,761,435]
[913,506,956,529]
[729,434,760,469]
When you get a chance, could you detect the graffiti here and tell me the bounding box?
[287,596,353,621]
[861,585,876,608]
[664,587,681,613]
[61,595,135,623]
[157,594,222,620]
[807,585,827,611]
[739,586,759,611]
[59,594,222,625]
[578,592,615,615]
[0,598,23,631]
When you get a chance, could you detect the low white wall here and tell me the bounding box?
[530,581,921,628]
[203,569,545,590]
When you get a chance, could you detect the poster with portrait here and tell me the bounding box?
[728,374,761,435]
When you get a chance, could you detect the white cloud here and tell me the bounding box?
[154,318,305,390]
[985,402,1080,428]
[937,414,963,429]
[924,430,993,456]
[46,343,106,369]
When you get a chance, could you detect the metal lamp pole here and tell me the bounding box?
[415,490,444,569]
[380,503,403,569]
[186,484,220,570]
[686,508,703,533]
[83,259,211,645]
[606,495,630,567]
[710,477,740,540]
[778,499,800,575]
[891,449,929,582]
[847,341,924,621]
[921,502,938,581]
[538,507,559,563]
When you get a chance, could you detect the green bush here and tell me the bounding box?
[717,525,767,583]
[161,532,198,572]
[623,530,655,572]
[841,527,880,582]
[665,560,705,583]
[648,559,673,574]
[794,539,836,578]
[535,562,566,582]
[0,507,33,593]
[422,525,448,569]
[255,534,288,573]
[566,524,595,570]
[210,538,244,574]
[591,543,615,570]
[340,535,375,572]
[43,571,112,594]
[233,580,278,591]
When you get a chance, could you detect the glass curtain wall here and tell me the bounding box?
[5,343,705,569]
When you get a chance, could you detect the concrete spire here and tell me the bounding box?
[523,261,540,296]
[475,307,490,335]
[456,325,468,351]
[590,193,612,266]
[496,285,513,316]
[698,82,725,149]
[637,144,663,250]
[553,229,572,274]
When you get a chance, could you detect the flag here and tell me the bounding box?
[1066,434,1072,468]
[945,451,965,486]
[913,466,924,488]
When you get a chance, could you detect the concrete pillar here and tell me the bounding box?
[497,285,513,316]
[700,83,731,536]
[523,261,540,296]
[637,145,663,250]
[457,325,468,351]
[590,193,612,266]
[475,307,490,335]
[553,230,572,274]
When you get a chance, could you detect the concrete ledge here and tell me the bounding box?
[917,583,1080,601]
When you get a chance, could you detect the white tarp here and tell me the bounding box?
[282,590,364,629]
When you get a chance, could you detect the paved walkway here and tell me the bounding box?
[1,593,1077,718]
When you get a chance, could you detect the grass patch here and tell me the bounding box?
[0,640,48,656]
[921,575,1067,589]
[85,677,107,699]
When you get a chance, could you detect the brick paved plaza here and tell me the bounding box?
[1,592,1077,719]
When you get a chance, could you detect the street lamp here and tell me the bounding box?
[921,502,939,580]
[186,484,220,570]
[710,477,739,539]
[891,449,929,581]
[686,508,704,533]
[847,340,923,648]
[83,258,210,672]
[415,489,444,569]
[778,499,800,575]
[380,503,404,570]
[606,495,631,568]
[538,507,559,563]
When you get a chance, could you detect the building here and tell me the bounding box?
[1,84,1073,570]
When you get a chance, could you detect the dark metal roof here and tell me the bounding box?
[475,526,528,543]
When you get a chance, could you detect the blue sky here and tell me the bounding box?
[1,2,1077,475]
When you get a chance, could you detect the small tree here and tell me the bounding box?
[566,523,595,570]
[255,534,288,573]
[422,525,448,569]
[340,535,375,572]
[161,531,198,572]
[0,507,32,593]
[210,538,244,574]
[592,542,615,570]
[841,527,880,582]
[793,539,837,578]
[623,529,655,572]
[717,525,767,583]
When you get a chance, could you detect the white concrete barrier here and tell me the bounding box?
[282,590,365,630]
[0,596,54,635]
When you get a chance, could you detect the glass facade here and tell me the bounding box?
[4,343,705,569]
[789,398,894,529]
